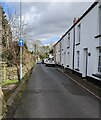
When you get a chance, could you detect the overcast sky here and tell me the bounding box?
[1,1,93,50]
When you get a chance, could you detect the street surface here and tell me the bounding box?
[14,64,100,118]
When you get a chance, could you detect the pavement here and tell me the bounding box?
[2,84,17,91]
[12,64,100,118]
[57,66,101,100]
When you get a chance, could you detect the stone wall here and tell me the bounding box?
[1,62,34,82]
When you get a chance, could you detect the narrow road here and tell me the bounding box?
[14,64,100,118]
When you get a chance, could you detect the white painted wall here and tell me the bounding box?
[63,35,68,68]
[75,3,100,80]
[55,42,61,65]
[60,39,64,66]
[54,2,101,81]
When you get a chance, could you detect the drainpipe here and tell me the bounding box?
[72,18,76,73]
[99,2,101,46]
[60,41,62,66]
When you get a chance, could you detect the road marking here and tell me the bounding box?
[57,68,101,101]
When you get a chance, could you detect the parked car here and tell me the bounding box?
[43,58,48,64]
[37,61,42,64]
[45,58,55,67]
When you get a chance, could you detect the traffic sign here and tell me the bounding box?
[18,38,24,46]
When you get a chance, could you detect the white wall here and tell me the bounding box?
[56,42,61,65]
[60,39,64,66]
[75,3,99,79]
[54,2,100,81]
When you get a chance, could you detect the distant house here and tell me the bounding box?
[54,1,101,85]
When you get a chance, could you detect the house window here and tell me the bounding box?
[67,33,70,48]
[77,23,81,44]
[98,48,101,74]
[99,4,101,9]
[77,51,80,69]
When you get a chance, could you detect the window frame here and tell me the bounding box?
[76,23,81,45]
[67,32,70,48]
[77,51,80,69]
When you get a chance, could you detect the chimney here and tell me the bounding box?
[73,17,77,24]
[77,17,80,21]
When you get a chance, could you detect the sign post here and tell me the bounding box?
[18,38,24,82]
[18,38,24,47]
[19,0,22,82]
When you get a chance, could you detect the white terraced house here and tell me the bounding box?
[54,1,101,85]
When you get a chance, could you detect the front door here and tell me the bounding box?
[83,48,88,77]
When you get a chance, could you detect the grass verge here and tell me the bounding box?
[2,79,18,86]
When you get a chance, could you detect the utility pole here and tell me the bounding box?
[20,0,22,82]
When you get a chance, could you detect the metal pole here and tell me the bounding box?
[20,47,22,81]
[20,0,22,81]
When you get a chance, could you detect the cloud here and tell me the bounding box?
[22,2,92,41]
[1,0,95,2]
[2,2,92,47]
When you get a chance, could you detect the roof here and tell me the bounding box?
[54,1,99,47]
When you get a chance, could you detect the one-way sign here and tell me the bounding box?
[18,38,24,46]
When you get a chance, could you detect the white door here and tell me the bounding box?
[83,48,88,77]
[64,52,66,68]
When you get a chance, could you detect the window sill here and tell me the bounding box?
[76,43,80,46]
[92,74,101,78]
[95,34,101,38]
[75,68,79,71]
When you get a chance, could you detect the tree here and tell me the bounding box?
[2,8,33,82]
[32,40,51,60]
[33,40,42,54]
